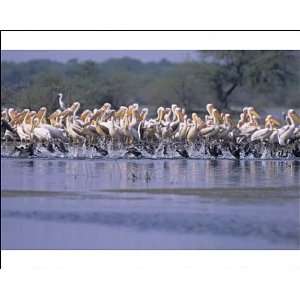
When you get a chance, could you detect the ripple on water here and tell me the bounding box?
[1,157,300,249]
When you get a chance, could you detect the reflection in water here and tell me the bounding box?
[1,158,300,249]
[2,158,300,190]
[15,160,35,168]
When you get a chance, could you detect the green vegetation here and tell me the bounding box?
[1,51,299,113]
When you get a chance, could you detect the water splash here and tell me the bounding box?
[1,142,299,161]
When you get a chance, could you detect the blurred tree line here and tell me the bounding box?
[1,51,299,114]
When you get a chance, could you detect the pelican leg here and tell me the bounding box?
[292,143,300,157]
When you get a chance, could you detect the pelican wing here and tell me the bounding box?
[138,121,145,140]
[98,124,110,136]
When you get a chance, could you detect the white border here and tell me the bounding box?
[1,31,300,300]
[2,31,300,50]
[1,0,300,30]
[1,251,300,300]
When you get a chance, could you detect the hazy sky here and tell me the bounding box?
[1,50,199,63]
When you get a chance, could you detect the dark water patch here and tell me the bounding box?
[101,186,300,201]
[1,190,79,198]
[2,209,299,248]
[1,189,149,201]
[3,186,299,203]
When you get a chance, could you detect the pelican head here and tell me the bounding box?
[271,117,281,127]
[191,113,198,123]
[115,106,127,119]
[32,116,40,127]
[141,108,149,120]
[156,107,165,121]
[242,107,249,113]
[206,103,214,115]
[8,108,15,115]
[288,109,300,125]
[175,107,181,114]
[109,109,116,118]
[103,102,111,110]
[165,107,171,113]
[132,103,139,111]
[224,113,233,125]
[61,108,73,118]
[157,106,164,114]
[171,104,177,112]
[127,105,134,116]
[265,115,275,128]
[118,106,127,113]
[1,109,8,119]
[16,109,29,121]
[247,107,260,119]
[49,109,60,120]
[80,109,92,122]
[40,107,47,113]
[265,114,272,122]
[71,102,80,112]
[212,108,222,124]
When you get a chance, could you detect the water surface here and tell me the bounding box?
[1,158,300,249]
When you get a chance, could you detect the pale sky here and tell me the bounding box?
[1,50,199,63]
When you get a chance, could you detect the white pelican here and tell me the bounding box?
[16,110,33,141]
[278,109,300,145]
[251,115,275,142]
[31,117,51,143]
[186,113,201,143]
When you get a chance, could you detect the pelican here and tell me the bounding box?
[278,109,300,146]
[251,115,275,142]
[15,109,33,141]
[1,101,300,159]
[186,113,200,143]
[239,107,261,137]
[175,115,189,140]
[31,117,52,143]
[64,108,85,143]
[200,109,223,139]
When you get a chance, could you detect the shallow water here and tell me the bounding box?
[1,158,300,249]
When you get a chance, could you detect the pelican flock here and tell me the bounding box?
[1,94,300,159]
